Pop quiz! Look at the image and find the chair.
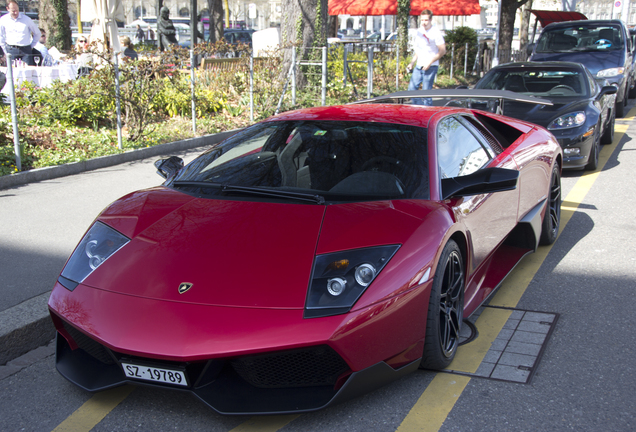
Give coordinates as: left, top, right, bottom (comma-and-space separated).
503, 75, 528, 92
599, 28, 615, 45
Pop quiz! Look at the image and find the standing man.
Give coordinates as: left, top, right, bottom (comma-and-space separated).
0, 0, 41, 66
407, 9, 446, 105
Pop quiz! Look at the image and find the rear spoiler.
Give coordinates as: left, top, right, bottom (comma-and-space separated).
350, 89, 553, 114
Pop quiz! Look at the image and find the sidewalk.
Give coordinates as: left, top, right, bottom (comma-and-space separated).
0, 129, 238, 365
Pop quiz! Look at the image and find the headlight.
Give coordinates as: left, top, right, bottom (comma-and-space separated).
59, 222, 130, 290
597, 67, 624, 78
548, 112, 586, 130
304, 245, 400, 318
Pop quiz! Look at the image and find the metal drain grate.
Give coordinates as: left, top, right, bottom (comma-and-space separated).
445, 306, 559, 384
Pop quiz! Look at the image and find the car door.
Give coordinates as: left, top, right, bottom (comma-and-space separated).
436, 115, 520, 275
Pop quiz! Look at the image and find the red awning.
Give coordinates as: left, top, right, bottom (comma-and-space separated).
328, 0, 481, 16
530, 10, 587, 27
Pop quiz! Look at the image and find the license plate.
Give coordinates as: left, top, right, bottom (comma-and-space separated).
121, 362, 188, 387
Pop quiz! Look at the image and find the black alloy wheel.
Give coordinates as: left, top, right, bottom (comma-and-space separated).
420, 240, 464, 370
539, 165, 561, 245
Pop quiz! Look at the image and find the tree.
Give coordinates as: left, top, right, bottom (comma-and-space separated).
280, 0, 328, 86
397, 0, 411, 57
40, 0, 72, 50
207, 0, 224, 42
498, 0, 531, 61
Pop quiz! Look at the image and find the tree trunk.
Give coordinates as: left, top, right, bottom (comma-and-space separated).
519, 0, 533, 61
397, 0, 410, 57
498, 0, 530, 63
280, 0, 328, 87
207, 0, 223, 43
40, 0, 72, 51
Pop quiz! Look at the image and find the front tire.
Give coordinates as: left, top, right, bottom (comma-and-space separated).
585, 133, 600, 171
420, 240, 464, 370
601, 111, 615, 145
539, 165, 561, 245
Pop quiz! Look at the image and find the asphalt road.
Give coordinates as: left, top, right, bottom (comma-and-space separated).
1, 105, 635, 431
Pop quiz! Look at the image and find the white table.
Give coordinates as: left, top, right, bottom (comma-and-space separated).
1, 64, 79, 94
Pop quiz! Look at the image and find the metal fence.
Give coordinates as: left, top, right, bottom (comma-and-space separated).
4, 40, 524, 171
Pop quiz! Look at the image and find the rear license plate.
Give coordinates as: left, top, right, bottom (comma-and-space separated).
121, 362, 188, 387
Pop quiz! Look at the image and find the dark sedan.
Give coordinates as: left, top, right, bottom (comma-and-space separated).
473, 62, 617, 170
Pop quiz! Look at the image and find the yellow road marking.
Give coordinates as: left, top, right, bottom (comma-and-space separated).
396, 374, 470, 432
397, 105, 636, 431
229, 415, 300, 432
52, 386, 134, 432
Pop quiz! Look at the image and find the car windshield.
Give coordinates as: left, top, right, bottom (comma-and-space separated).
536, 24, 624, 52
172, 120, 429, 202
476, 68, 588, 98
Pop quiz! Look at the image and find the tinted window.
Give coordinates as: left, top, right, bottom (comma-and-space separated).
437, 117, 490, 179
476, 68, 588, 97
536, 24, 624, 52
174, 121, 429, 201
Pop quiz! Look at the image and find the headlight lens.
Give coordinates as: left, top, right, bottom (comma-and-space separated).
305, 245, 400, 318
548, 112, 586, 130
60, 222, 129, 289
597, 67, 624, 78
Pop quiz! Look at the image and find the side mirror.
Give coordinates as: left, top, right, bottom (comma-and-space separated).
599, 85, 618, 97
155, 156, 184, 179
441, 167, 519, 200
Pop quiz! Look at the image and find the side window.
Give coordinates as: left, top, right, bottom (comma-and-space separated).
437, 117, 491, 179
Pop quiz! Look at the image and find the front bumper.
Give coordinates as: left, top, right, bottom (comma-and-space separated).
54, 330, 420, 414
553, 127, 596, 169
48, 279, 430, 413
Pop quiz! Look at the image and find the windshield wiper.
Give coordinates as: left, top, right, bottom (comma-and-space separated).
222, 185, 326, 204
172, 181, 325, 204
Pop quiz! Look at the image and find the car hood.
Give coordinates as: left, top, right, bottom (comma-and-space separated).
502, 99, 591, 128
83, 187, 427, 309
530, 50, 624, 75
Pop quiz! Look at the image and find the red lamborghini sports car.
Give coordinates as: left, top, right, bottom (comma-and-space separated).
48, 102, 562, 414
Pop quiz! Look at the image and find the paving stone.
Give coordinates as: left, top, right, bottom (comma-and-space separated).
503, 318, 521, 330
491, 364, 530, 382
491, 338, 509, 351
510, 330, 547, 345
483, 350, 503, 363
474, 362, 496, 377
522, 312, 555, 323
517, 320, 551, 334
504, 341, 543, 356
498, 352, 536, 368
509, 310, 525, 320
496, 328, 514, 341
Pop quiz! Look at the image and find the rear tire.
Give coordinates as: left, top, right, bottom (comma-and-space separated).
539, 165, 561, 246
420, 240, 464, 370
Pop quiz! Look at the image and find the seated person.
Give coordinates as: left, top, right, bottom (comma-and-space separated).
119, 36, 138, 60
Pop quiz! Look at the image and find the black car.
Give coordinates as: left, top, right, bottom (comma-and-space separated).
529, 20, 633, 118
473, 62, 617, 170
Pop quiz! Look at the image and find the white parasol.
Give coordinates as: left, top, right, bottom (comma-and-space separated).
80, 0, 125, 52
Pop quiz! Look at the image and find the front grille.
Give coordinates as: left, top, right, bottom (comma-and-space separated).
231, 345, 350, 388
62, 321, 114, 365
